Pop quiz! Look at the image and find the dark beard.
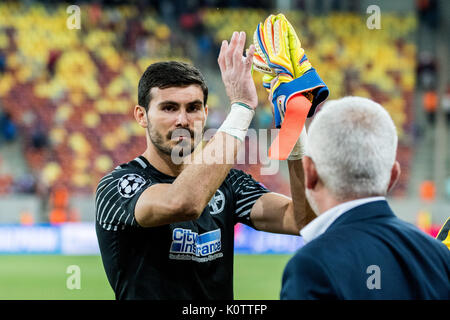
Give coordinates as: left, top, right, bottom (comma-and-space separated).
147, 125, 197, 158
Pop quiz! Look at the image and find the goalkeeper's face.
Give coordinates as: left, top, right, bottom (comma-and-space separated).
144, 85, 208, 157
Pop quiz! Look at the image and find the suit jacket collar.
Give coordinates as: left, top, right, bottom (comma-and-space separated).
326, 199, 395, 232
301, 197, 387, 243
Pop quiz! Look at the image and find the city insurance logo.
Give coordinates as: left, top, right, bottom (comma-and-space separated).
169, 228, 223, 263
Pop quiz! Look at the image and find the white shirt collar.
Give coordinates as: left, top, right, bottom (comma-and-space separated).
300, 196, 386, 244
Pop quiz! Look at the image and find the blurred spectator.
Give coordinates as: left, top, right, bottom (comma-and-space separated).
313, 0, 324, 14
0, 174, 13, 194
197, 33, 212, 55
13, 173, 37, 194
0, 50, 5, 74
442, 86, 450, 125
51, 184, 69, 209
331, 0, 341, 11
135, 34, 150, 58
420, 180, 436, 202
417, 0, 439, 29
49, 208, 67, 225
47, 50, 61, 78
88, 2, 103, 28
423, 90, 438, 124
179, 12, 201, 33
159, 0, 176, 27
49, 184, 70, 224
20, 210, 34, 226
124, 19, 145, 51
417, 51, 437, 90
348, 0, 360, 12
0, 110, 17, 143
31, 123, 48, 150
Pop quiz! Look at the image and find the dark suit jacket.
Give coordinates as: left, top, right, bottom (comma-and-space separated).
280, 200, 450, 299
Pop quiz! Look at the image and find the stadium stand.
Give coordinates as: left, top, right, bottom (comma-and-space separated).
0, 2, 417, 207
201, 9, 417, 197
0, 2, 189, 198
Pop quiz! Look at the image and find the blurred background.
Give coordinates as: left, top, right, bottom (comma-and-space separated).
0, 0, 448, 299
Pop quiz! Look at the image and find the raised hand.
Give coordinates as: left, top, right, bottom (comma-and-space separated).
217, 31, 258, 110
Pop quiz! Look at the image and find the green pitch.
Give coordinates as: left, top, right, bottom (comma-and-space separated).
0, 254, 292, 300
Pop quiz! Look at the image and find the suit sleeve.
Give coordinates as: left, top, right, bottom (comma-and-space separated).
95, 168, 152, 231
280, 251, 337, 300
227, 169, 270, 227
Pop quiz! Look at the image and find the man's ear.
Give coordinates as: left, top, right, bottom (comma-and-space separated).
302, 156, 319, 190
134, 105, 148, 128
387, 160, 401, 193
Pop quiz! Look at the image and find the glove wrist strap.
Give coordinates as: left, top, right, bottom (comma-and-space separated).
272, 68, 329, 122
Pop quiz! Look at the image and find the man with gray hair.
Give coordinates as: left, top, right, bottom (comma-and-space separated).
280, 96, 450, 299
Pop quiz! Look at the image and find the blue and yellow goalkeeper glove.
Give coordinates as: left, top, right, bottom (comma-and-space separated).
252, 13, 329, 159
253, 13, 329, 128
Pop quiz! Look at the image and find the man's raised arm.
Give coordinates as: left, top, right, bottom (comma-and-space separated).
135, 31, 258, 227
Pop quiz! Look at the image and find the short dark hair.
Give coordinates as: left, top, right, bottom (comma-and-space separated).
138, 61, 208, 111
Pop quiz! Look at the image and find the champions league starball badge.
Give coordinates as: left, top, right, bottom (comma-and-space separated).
118, 174, 147, 198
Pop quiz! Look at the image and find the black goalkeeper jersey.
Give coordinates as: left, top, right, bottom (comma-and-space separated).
95, 156, 269, 300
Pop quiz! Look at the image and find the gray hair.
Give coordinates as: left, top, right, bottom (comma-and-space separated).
305, 96, 398, 200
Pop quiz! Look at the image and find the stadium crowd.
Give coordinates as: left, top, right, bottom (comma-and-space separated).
0, 1, 427, 204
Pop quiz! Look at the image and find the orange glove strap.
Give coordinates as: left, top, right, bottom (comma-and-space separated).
268, 94, 311, 160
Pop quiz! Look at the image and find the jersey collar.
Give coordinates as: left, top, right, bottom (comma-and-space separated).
137, 155, 176, 182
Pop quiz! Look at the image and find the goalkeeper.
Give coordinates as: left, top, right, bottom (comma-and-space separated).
95, 26, 319, 299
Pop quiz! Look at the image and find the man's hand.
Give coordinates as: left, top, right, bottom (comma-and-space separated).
218, 31, 258, 110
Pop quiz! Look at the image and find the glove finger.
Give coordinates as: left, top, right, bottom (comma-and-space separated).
269, 74, 292, 96
283, 16, 312, 78
255, 23, 271, 66
272, 95, 285, 128
262, 74, 275, 91
267, 75, 279, 104
258, 14, 294, 78
253, 23, 275, 74
262, 15, 275, 57
253, 53, 275, 75
254, 15, 296, 79
263, 15, 289, 75
273, 100, 282, 128
272, 17, 294, 77
260, 18, 275, 70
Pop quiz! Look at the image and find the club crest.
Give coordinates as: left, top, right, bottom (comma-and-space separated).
208, 190, 225, 215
